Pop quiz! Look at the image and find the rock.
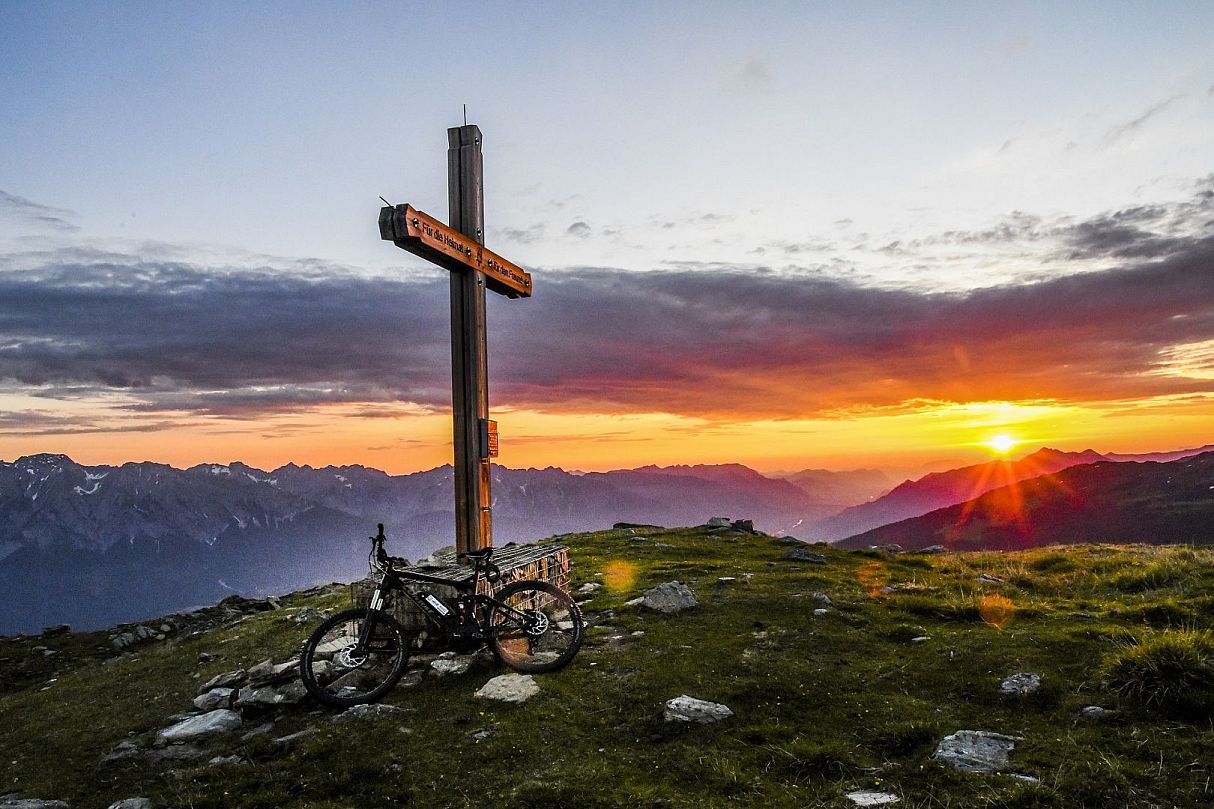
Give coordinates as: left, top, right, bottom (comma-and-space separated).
233, 681, 308, 709
197, 669, 246, 694
869, 544, 903, 553
110, 632, 137, 651
811, 592, 832, 605
640, 582, 698, 613
40, 624, 71, 638
879, 585, 898, 595
144, 744, 208, 762
782, 549, 827, 564
999, 672, 1041, 696
100, 740, 141, 765
911, 636, 930, 643
915, 544, 947, 554
470, 728, 494, 740
716, 577, 737, 586
332, 703, 404, 723
846, 791, 900, 806
576, 582, 602, 594
157, 709, 242, 742
977, 574, 1005, 584
613, 522, 663, 530
623, 597, 645, 607
1079, 705, 1116, 720
294, 607, 323, 624
664, 695, 734, 723
246, 658, 299, 686
430, 655, 474, 677
932, 730, 1022, 773
776, 536, 803, 545
812, 608, 828, 617
207, 754, 244, 767
159, 624, 172, 634
475, 673, 540, 703
273, 727, 317, 745
107, 799, 153, 809
0, 800, 70, 809
197, 652, 215, 663
730, 519, 754, 533
706, 516, 731, 528
240, 722, 275, 741
192, 687, 235, 712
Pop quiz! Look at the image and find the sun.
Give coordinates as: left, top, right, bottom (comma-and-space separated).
987, 434, 1018, 455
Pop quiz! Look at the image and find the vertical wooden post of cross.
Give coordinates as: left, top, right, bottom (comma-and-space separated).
447, 125, 492, 558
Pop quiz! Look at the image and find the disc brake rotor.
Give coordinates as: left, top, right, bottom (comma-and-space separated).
336, 644, 368, 668
524, 610, 550, 637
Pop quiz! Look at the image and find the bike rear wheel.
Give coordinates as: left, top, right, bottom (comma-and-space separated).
487, 580, 583, 673
299, 607, 410, 707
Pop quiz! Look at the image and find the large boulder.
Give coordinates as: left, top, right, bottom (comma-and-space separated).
664, 695, 733, 723
475, 674, 539, 703
157, 709, 242, 742
197, 670, 246, 695
641, 582, 698, 614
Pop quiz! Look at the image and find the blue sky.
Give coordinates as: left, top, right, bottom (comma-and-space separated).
1, 3, 1213, 472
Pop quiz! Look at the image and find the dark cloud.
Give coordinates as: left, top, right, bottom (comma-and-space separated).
0, 187, 1212, 422
0, 190, 79, 232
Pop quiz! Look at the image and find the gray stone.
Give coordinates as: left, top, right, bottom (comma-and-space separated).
430, 655, 474, 677
332, 703, 404, 723
107, 800, 153, 809
294, 607, 323, 624
233, 680, 307, 709
197, 669, 245, 694
977, 574, 1005, 584
247, 658, 299, 686
641, 581, 698, 613
663, 695, 734, 723
999, 672, 1041, 696
273, 727, 318, 745
782, 549, 828, 564
706, 516, 731, 528
475, 673, 540, 703
932, 730, 1022, 773
811, 592, 832, 605
192, 687, 234, 712
144, 744, 208, 762
846, 791, 900, 806
0, 801, 70, 809
812, 608, 829, 617
240, 722, 275, 741
100, 741, 141, 765
869, 544, 903, 553
911, 636, 930, 643
776, 536, 803, 545
576, 582, 602, 593
716, 577, 737, 586
1079, 705, 1116, 720
157, 709, 242, 742
915, 544, 947, 554
207, 754, 244, 767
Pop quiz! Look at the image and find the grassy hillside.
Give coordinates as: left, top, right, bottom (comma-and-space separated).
2, 527, 1214, 808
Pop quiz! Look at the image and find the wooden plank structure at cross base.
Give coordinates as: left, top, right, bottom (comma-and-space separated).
377, 122, 568, 599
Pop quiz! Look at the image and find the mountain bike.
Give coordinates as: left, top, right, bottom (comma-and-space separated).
299, 524, 583, 707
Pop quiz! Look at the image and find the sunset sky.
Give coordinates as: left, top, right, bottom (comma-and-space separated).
1, 3, 1213, 476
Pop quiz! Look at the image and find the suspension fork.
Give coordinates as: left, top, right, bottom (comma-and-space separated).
355, 582, 389, 654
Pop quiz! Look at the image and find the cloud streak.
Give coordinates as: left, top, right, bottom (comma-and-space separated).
0, 186, 1211, 424
0, 190, 79, 233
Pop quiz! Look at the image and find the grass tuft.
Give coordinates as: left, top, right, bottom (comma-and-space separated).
1099, 629, 1214, 716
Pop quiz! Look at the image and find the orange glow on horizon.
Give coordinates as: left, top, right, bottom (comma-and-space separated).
0, 395, 1211, 475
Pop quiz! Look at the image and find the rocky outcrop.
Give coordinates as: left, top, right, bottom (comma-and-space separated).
663, 695, 733, 723
157, 709, 242, 742
640, 582, 698, 613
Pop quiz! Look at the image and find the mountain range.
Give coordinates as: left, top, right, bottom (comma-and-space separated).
2, 444, 1211, 634
838, 450, 1214, 551
0, 454, 882, 634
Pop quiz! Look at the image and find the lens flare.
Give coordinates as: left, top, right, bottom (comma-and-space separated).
602, 560, 638, 592
978, 593, 1016, 628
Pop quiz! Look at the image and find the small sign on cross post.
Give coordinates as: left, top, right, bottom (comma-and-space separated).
378, 124, 531, 559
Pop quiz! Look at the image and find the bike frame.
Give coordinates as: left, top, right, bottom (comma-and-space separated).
355, 559, 537, 654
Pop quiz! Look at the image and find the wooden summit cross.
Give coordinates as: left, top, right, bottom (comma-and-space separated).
378, 124, 531, 559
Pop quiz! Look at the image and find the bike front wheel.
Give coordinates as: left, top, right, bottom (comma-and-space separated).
487, 580, 583, 673
299, 607, 411, 707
